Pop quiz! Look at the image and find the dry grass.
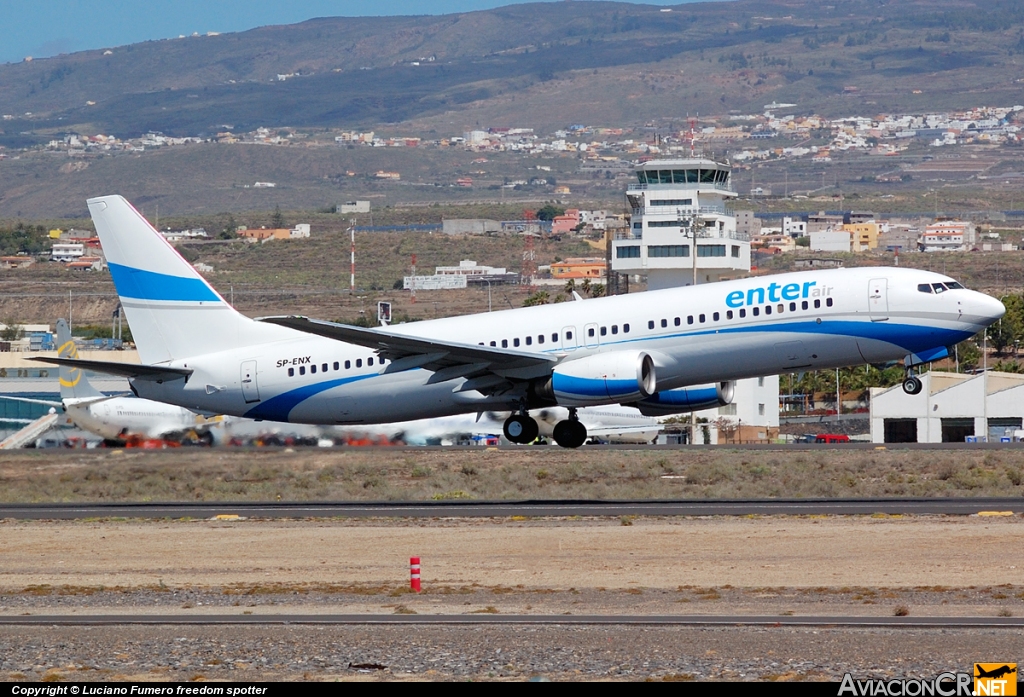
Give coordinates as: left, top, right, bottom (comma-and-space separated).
2, 447, 1024, 504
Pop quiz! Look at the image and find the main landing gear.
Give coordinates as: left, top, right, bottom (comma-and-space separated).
503, 412, 539, 444
552, 408, 588, 449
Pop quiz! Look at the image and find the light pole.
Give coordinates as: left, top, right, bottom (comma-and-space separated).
484, 279, 492, 312
835, 368, 841, 425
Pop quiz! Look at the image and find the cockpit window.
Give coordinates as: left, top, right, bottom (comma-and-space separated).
932, 283, 947, 293
918, 284, 933, 294
946, 281, 964, 290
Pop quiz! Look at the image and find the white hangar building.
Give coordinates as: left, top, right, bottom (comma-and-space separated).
870, 371, 1024, 443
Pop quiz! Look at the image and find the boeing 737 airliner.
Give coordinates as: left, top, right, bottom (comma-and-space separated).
38, 195, 1005, 448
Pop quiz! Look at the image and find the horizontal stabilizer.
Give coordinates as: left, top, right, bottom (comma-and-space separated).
31, 357, 192, 382
0, 395, 63, 408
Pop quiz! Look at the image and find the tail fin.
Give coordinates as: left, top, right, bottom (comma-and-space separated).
55, 318, 104, 400
87, 195, 289, 364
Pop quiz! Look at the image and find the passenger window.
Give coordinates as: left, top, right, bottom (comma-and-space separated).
333, 362, 339, 371
726, 310, 733, 320
765, 305, 772, 315
918, 283, 933, 294
502, 339, 508, 348
345, 360, 351, 369
514, 338, 521, 347
526, 336, 533, 345
739, 309, 746, 318
552, 333, 558, 342
814, 299, 821, 309
661, 319, 668, 328
538, 334, 545, 344
311, 365, 317, 374
587, 328, 595, 337
299, 366, 306, 375
600, 327, 607, 336
566, 331, 573, 340
712, 312, 719, 321
752, 307, 760, 317
611, 325, 618, 335
356, 359, 362, 368
777, 304, 784, 313
623, 324, 629, 333
699, 314, 705, 323
801, 301, 808, 310
674, 317, 680, 326
368, 357, 374, 366
826, 298, 834, 307
687, 316, 694, 325
288, 367, 294, 377
789, 303, 796, 312
648, 320, 655, 330
322, 363, 328, 372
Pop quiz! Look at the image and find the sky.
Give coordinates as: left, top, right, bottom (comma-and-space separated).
1, 0, 701, 65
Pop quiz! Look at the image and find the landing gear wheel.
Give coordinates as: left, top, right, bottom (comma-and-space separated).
553, 419, 588, 448
503, 414, 540, 444
902, 376, 923, 395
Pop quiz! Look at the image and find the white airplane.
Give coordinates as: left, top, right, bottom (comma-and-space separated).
38, 195, 1005, 449
8, 319, 221, 443
341, 404, 666, 446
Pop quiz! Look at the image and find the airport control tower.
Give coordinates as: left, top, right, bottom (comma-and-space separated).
612, 158, 750, 291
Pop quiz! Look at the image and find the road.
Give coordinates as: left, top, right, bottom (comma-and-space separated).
1, 497, 1021, 519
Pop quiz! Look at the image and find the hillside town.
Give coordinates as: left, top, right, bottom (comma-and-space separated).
8, 103, 1022, 190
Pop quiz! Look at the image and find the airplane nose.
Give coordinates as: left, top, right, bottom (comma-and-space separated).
976, 293, 1005, 324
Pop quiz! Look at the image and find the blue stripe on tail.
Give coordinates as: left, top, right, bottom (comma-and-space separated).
108, 262, 220, 302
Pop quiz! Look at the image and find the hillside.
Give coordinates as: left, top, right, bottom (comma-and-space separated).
1, 0, 1023, 142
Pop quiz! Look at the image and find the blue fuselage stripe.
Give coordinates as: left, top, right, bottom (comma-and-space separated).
109, 262, 220, 302
243, 374, 375, 421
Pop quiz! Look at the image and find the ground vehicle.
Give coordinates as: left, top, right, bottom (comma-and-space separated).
814, 434, 850, 443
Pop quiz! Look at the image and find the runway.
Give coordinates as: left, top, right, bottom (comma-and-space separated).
1, 497, 1021, 519
1, 614, 1022, 627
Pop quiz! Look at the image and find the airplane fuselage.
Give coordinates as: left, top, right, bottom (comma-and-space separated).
65, 397, 208, 440
130, 267, 1000, 426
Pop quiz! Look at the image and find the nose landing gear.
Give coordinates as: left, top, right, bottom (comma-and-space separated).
552, 408, 588, 449
902, 371, 923, 395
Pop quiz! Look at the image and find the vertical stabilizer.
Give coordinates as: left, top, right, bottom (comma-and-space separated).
87, 195, 289, 364
55, 318, 104, 400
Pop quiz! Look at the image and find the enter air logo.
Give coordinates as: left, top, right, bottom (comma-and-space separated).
725, 280, 833, 308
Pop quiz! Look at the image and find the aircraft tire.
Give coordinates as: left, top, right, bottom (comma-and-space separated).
553, 419, 588, 449
504, 415, 537, 444
902, 376, 923, 395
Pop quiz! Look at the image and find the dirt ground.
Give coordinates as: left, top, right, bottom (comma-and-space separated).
1, 515, 1021, 615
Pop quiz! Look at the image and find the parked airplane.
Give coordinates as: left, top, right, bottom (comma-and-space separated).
342, 404, 665, 446
38, 195, 1005, 448
10, 319, 221, 443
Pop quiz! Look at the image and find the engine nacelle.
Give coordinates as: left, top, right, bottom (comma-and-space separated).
550, 350, 656, 407
628, 381, 735, 417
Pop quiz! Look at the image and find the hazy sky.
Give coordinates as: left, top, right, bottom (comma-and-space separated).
2, 1, 702, 65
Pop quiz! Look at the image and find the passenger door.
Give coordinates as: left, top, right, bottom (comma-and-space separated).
240, 360, 260, 403
868, 278, 889, 321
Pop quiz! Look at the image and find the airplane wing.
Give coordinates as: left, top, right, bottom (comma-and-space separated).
259, 316, 556, 385
30, 357, 193, 382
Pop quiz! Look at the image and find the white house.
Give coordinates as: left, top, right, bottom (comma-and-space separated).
871, 371, 1024, 443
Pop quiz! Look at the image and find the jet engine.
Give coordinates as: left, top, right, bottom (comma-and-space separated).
549, 350, 656, 407
627, 381, 734, 417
